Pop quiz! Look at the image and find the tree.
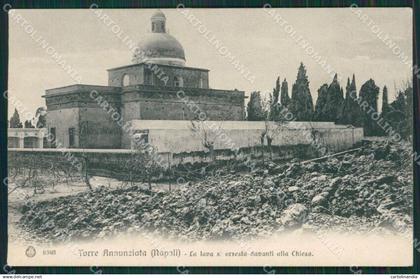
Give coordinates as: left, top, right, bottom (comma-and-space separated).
382, 81, 413, 139
403, 82, 413, 139
268, 77, 281, 121
260, 121, 272, 162
10, 109, 23, 128
359, 79, 380, 136
289, 63, 314, 121
377, 86, 390, 136
280, 78, 290, 107
314, 74, 344, 122
339, 74, 361, 126
273, 77, 280, 104
81, 155, 93, 191
268, 78, 291, 122
125, 142, 165, 190
141, 150, 164, 190
247, 91, 266, 121
24, 120, 34, 128
338, 77, 351, 124
313, 84, 329, 121
35, 107, 47, 128
381, 86, 390, 115
190, 120, 221, 162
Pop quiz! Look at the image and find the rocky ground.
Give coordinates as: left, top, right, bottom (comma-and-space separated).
18, 140, 413, 243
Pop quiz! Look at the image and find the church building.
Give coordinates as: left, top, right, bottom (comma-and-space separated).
43, 10, 246, 149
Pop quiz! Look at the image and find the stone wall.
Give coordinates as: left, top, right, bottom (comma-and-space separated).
44, 85, 122, 148
121, 85, 245, 124
108, 65, 145, 87
44, 83, 245, 149
8, 120, 363, 179
78, 107, 122, 149
8, 144, 316, 179
125, 120, 364, 153
45, 107, 80, 148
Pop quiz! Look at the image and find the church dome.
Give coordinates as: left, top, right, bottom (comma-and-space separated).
132, 10, 186, 66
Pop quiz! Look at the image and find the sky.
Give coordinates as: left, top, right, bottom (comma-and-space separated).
8, 8, 412, 119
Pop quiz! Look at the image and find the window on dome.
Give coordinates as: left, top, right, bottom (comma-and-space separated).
174, 76, 183, 87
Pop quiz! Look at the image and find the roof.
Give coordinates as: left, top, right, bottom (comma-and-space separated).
134, 32, 186, 61
151, 10, 166, 20
43, 84, 121, 97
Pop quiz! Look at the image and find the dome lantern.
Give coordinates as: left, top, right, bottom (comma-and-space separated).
151, 10, 166, 33
132, 10, 186, 66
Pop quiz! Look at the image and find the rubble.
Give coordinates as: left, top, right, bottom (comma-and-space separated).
278, 204, 308, 228
19, 140, 413, 242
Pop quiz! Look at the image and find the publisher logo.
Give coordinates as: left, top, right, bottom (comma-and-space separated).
25, 246, 36, 258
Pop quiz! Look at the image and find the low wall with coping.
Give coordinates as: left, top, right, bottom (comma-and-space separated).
126, 120, 364, 153
8, 121, 364, 178
8, 144, 321, 180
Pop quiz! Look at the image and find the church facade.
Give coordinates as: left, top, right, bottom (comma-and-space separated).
43, 10, 245, 149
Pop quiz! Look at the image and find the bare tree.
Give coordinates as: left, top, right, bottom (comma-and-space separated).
259, 116, 288, 161
260, 122, 267, 162
8, 154, 44, 195
81, 155, 93, 191
126, 142, 165, 191
190, 120, 222, 163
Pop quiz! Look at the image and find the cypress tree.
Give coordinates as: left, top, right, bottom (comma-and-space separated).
385, 82, 413, 139
400, 81, 414, 138
247, 91, 266, 121
359, 79, 380, 136
314, 74, 344, 122
269, 77, 281, 121
381, 86, 389, 115
9, 108, 23, 128
273, 77, 280, 104
337, 78, 351, 124
338, 75, 354, 124
270, 78, 291, 122
339, 74, 362, 126
403, 83, 413, 138
24, 120, 34, 128
289, 63, 314, 121
314, 84, 329, 121
280, 78, 290, 107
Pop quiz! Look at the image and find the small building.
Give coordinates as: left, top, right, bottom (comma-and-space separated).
42, 10, 245, 149
8, 128, 47, 149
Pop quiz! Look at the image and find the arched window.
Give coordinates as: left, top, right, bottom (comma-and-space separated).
174, 76, 183, 87
122, 74, 130, 86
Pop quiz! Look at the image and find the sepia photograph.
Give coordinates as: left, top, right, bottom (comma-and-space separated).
4, 4, 416, 268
